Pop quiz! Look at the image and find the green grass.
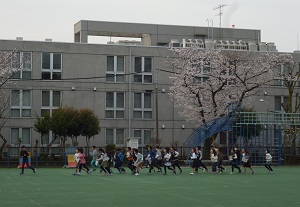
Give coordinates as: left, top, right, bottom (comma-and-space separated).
0, 166, 299, 207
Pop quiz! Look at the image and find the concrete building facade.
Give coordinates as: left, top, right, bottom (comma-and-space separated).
1, 20, 300, 152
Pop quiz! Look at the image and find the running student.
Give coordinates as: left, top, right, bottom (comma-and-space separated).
265, 149, 274, 174
217, 150, 225, 173
210, 148, 218, 173
114, 148, 125, 174
19, 145, 36, 175
155, 146, 162, 173
229, 149, 241, 174
241, 149, 254, 175
163, 147, 176, 175
73, 148, 80, 174
74, 148, 91, 175
90, 146, 99, 172
147, 146, 156, 175
195, 146, 208, 172
133, 149, 143, 175
97, 148, 111, 175
170, 146, 182, 174
190, 148, 198, 175
126, 147, 135, 174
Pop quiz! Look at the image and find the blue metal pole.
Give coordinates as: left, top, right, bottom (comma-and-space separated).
36, 152, 39, 168
64, 152, 67, 167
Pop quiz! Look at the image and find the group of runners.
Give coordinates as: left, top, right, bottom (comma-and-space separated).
70, 145, 274, 176
18, 145, 274, 175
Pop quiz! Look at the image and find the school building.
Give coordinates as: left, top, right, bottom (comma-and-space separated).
1, 20, 300, 152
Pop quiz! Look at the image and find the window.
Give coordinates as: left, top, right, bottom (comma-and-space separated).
11, 128, 31, 145
106, 56, 125, 82
274, 96, 288, 112
134, 129, 152, 145
41, 53, 62, 80
133, 93, 152, 119
134, 57, 152, 83
105, 92, 125, 118
106, 129, 124, 145
41, 131, 60, 145
11, 52, 32, 79
41, 90, 61, 116
10, 90, 31, 117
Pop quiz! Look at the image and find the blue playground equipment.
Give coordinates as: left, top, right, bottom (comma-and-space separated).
183, 102, 239, 148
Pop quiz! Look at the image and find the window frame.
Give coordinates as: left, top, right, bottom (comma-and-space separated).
134, 57, 153, 84
133, 92, 152, 119
105, 92, 125, 119
10, 90, 31, 118
41, 90, 61, 117
41, 53, 62, 80
106, 56, 125, 83
10, 128, 31, 146
11, 51, 32, 79
105, 128, 125, 145
133, 129, 152, 146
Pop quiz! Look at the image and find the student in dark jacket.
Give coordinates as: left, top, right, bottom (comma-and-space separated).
20, 145, 36, 175
170, 146, 182, 174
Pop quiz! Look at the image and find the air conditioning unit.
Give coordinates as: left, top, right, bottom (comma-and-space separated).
259, 42, 267, 51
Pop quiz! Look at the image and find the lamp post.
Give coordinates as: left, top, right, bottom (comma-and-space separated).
146, 69, 159, 141
260, 99, 269, 146
260, 99, 269, 113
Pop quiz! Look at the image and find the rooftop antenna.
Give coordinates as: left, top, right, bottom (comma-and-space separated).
214, 4, 228, 40
297, 34, 299, 50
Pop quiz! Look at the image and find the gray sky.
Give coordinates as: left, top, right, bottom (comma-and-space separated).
1, 0, 299, 52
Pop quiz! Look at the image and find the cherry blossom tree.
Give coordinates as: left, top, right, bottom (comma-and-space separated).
0, 51, 21, 158
169, 48, 293, 124
169, 48, 293, 157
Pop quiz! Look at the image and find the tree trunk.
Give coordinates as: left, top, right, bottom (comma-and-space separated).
0, 132, 7, 160
86, 136, 90, 155
203, 136, 215, 159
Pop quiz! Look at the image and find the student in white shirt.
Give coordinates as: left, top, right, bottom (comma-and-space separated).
265, 149, 274, 173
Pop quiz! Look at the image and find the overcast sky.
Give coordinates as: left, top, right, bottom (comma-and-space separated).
1, 0, 299, 52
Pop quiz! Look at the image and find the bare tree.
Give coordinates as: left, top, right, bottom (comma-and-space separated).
0, 51, 21, 159
276, 59, 300, 155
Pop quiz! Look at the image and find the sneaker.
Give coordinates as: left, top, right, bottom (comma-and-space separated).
180, 170, 182, 174
190, 173, 194, 175
252, 171, 255, 175
238, 171, 242, 173
173, 170, 176, 174
269, 171, 274, 174
20, 173, 24, 175
244, 172, 248, 174
230, 172, 234, 175
88, 171, 92, 175
147, 173, 151, 175
33, 169, 36, 174
163, 173, 167, 175
135, 173, 139, 176
73, 173, 81, 176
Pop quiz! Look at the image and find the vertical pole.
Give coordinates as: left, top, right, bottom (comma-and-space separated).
64, 152, 67, 168
7, 151, 10, 169
155, 69, 159, 141
36, 152, 39, 168
278, 125, 282, 166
